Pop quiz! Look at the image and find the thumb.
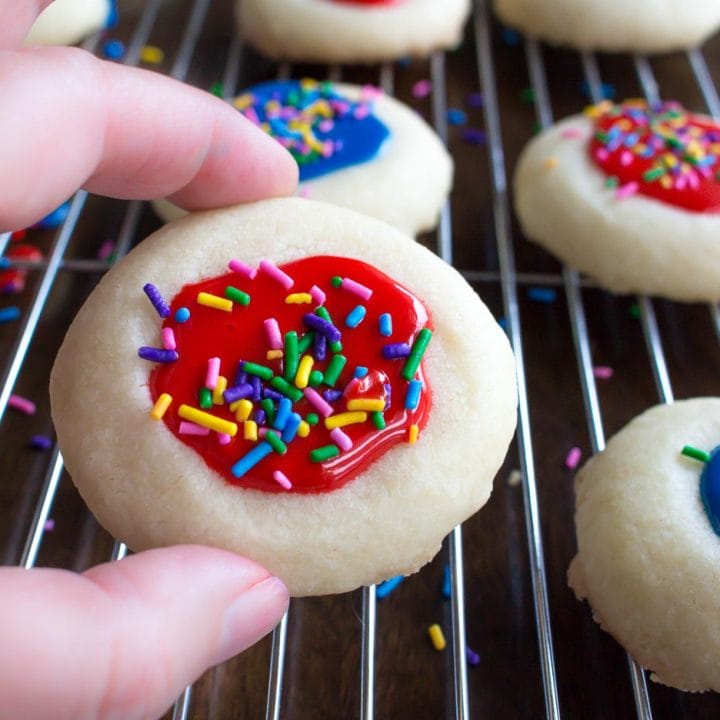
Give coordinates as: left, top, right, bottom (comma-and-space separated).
0, 545, 289, 720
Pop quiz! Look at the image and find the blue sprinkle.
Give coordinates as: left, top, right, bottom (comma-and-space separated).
0, 258, 10, 269
102, 39, 125, 60
175, 307, 190, 323
579, 80, 616, 100
106, 0, 119, 28
527, 287, 557, 303
33, 201, 71, 229
354, 366, 368, 379
379, 313, 393, 337
405, 379, 422, 410
281, 412, 302, 442
0, 306, 21, 323
461, 128, 486, 146
274, 397, 292, 431
377, 575, 404, 599
30, 434, 53, 451
231, 442, 272, 478
442, 565, 451, 599
345, 305, 366, 328
501, 28, 521, 46
446, 108, 467, 126
497, 316, 508, 330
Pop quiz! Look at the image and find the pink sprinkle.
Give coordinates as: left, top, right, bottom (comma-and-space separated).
97, 239, 115, 260
359, 85, 384, 102
675, 176, 687, 191
593, 365, 614, 380
258, 427, 268, 438
615, 181, 639, 200
330, 427, 353, 451
43, 519, 55, 532
343, 377, 360, 398
298, 187, 312, 198
565, 447, 582, 470
264, 318, 283, 350
318, 119, 334, 132
179, 421, 210, 436
560, 128, 583, 139
8, 394, 35, 415
594, 148, 609, 161
620, 150, 633, 167
243, 107, 260, 125
161, 327, 176, 351
303, 387, 334, 418
217, 433, 231, 445
205, 357, 221, 390
353, 105, 370, 119
310, 285, 326, 306
273, 470, 292, 490
228, 259, 257, 279
412, 79, 432, 99
341, 277, 373, 301
259, 259, 294, 290
688, 171, 700, 190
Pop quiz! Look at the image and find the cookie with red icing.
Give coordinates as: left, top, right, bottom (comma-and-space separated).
236, 0, 471, 63
50, 198, 517, 596
494, 0, 720, 53
514, 99, 720, 302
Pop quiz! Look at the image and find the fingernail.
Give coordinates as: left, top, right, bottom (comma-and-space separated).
215, 576, 289, 665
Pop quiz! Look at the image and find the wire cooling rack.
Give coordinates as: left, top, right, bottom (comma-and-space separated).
2, 1, 720, 718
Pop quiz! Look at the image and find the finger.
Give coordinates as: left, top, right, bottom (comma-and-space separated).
0, 46, 298, 231
0, 546, 289, 720
0, 1, 52, 49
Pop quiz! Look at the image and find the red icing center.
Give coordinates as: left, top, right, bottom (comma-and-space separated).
148, 256, 432, 494
588, 100, 720, 213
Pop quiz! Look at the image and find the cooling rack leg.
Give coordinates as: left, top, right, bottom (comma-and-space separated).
265, 611, 289, 720
360, 584, 377, 720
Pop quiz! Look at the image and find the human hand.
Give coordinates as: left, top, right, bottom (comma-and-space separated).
0, 3, 295, 718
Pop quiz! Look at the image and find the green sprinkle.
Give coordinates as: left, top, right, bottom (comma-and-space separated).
309, 370, 324, 387
209, 81, 223, 97
306, 413, 319, 426
261, 398, 276, 424
315, 307, 343, 352
243, 362, 273, 381
270, 376, 303, 403
310, 444, 340, 462
225, 286, 250, 306
331, 276, 342, 288
402, 328, 433, 381
628, 303, 641, 319
198, 387, 212, 409
329, 340, 343, 353
297, 331, 314, 355
604, 176, 619, 189
642, 167, 665, 182
265, 430, 287, 455
371, 412, 386, 430
323, 354, 347, 387
283, 331, 299, 382
681, 445, 711, 463
519, 87, 535, 104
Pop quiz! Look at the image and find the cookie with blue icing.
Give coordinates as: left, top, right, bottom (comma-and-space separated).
155, 80, 452, 237
25, 0, 116, 46
569, 398, 720, 692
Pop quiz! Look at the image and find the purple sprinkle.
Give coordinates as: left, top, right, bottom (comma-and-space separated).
30, 434, 53, 451
466, 92, 484, 108
143, 283, 170, 318
323, 389, 343, 403
383, 383, 392, 410
224, 384, 254, 403
466, 647, 481, 666
382, 342, 411, 359
314, 332, 327, 361
303, 313, 341, 342
138, 346, 178, 363
234, 362, 248, 387
263, 387, 284, 402
250, 375, 262, 402
461, 128, 486, 146
253, 408, 266, 425
43, 519, 55, 532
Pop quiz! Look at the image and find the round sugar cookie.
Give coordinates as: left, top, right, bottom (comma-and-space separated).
514, 99, 720, 303
50, 198, 517, 597
154, 79, 452, 237
25, 0, 114, 46
569, 398, 720, 692
236, 0, 471, 64
494, 0, 720, 53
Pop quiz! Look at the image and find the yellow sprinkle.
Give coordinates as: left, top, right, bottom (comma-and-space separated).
297, 421, 310, 438
295, 355, 314, 389
428, 624, 446, 651
285, 293, 313, 304
233, 94, 253, 110
243, 420, 258, 441
300, 77, 318, 90
325, 411, 368, 430
212, 376, 227, 405
544, 157, 558, 170
266, 349, 284, 361
347, 398, 385, 412
178, 405, 237, 436
660, 175, 673, 189
197, 292, 233, 312
150, 393, 172, 420
260, 122, 271, 134
139, 45, 164, 64
265, 100, 281, 112
234, 399, 253, 422
408, 424, 419, 444
617, 118, 632, 131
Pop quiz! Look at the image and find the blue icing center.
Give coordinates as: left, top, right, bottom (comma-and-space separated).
700, 446, 720, 536
235, 80, 390, 183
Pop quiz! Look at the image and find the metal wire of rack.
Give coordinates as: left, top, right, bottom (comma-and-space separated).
3, 1, 720, 718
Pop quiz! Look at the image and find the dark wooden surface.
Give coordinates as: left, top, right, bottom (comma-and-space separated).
2, 1, 720, 718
